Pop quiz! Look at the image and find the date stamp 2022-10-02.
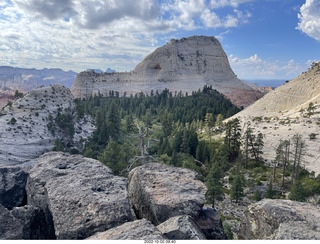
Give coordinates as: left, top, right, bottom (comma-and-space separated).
144, 240, 177, 244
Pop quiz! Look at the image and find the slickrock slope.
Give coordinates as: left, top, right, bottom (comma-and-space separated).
0, 84, 94, 166
230, 62, 320, 175
71, 36, 262, 108
238, 199, 320, 240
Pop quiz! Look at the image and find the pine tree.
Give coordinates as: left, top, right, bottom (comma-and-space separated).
289, 180, 306, 202
205, 113, 215, 141
266, 180, 274, 199
206, 163, 224, 208
98, 140, 124, 175
230, 170, 244, 203
106, 101, 120, 139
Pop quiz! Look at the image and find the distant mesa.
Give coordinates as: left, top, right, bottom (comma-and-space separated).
71, 36, 263, 108
0, 66, 77, 91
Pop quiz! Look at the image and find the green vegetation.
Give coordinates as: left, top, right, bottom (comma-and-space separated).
66, 85, 320, 208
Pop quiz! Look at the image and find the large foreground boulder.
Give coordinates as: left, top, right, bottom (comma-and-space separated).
127, 162, 207, 225
87, 219, 165, 240
157, 215, 206, 240
0, 166, 28, 209
238, 199, 320, 240
26, 152, 134, 239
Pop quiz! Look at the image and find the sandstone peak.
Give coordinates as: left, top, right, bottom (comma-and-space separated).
71, 35, 262, 107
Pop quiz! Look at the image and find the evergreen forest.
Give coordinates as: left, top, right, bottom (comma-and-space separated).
53, 85, 320, 222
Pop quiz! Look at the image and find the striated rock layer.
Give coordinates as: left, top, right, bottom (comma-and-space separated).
71, 36, 262, 108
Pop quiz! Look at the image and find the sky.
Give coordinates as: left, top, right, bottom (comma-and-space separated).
0, 0, 319, 80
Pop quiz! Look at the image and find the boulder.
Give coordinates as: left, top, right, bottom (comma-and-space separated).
87, 219, 165, 240
127, 162, 207, 225
0, 166, 28, 209
238, 199, 320, 240
11, 205, 48, 239
26, 152, 134, 239
194, 207, 227, 240
157, 215, 206, 240
0, 204, 23, 239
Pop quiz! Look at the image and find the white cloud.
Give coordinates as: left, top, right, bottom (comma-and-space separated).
228, 54, 309, 79
297, 0, 320, 42
162, 0, 252, 30
0, 0, 253, 72
209, 0, 254, 8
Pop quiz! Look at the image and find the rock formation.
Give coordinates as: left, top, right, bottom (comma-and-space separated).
127, 162, 207, 226
71, 36, 262, 108
157, 215, 206, 240
0, 66, 77, 91
194, 207, 228, 240
87, 219, 166, 240
26, 152, 134, 239
1, 152, 228, 240
0, 166, 28, 209
0, 84, 94, 166
238, 199, 320, 240
230, 62, 320, 175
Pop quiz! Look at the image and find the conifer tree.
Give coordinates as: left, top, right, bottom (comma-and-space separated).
206, 163, 224, 208
289, 180, 306, 202
230, 170, 244, 203
266, 180, 274, 199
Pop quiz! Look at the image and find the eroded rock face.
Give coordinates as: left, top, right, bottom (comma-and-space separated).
87, 219, 165, 240
11, 205, 48, 239
0, 204, 23, 240
238, 199, 320, 240
0, 84, 94, 166
26, 152, 134, 239
127, 162, 207, 225
0, 166, 28, 209
157, 215, 206, 240
71, 36, 262, 108
194, 207, 227, 240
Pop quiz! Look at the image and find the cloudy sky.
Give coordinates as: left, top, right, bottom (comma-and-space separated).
0, 0, 319, 80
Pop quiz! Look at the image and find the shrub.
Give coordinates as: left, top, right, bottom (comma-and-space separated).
9, 117, 17, 125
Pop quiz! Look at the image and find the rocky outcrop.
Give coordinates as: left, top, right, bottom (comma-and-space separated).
0, 84, 94, 166
238, 199, 320, 240
127, 162, 207, 225
71, 36, 262, 108
0, 166, 28, 209
26, 152, 134, 239
0, 204, 24, 239
194, 207, 228, 240
10, 205, 48, 239
87, 219, 165, 240
157, 215, 206, 240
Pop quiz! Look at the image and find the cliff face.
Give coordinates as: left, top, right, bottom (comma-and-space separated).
71, 36, 262, 108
